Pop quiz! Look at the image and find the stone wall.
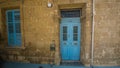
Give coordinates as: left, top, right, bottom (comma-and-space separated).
0, 0, 119, 66
94, 0, 120, 66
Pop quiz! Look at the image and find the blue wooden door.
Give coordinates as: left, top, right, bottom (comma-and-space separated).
6, 10, 22, 47
60, 18, 81, 60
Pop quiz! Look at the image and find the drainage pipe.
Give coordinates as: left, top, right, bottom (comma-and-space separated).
91, 0, 95, 67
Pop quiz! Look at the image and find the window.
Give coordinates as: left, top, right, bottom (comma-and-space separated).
63, 26, 67, 41
73, 26, 78, 41
6, 9, 22, 47
61, 10, 81, 18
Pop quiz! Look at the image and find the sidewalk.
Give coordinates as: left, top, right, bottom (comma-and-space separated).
2, 62, 120, 68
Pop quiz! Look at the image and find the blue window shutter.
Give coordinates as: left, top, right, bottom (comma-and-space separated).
6, 10, 15, 46
6, 10, 22, 47
14, 10, 22, 46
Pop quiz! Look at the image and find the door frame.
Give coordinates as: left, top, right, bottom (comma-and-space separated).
56, 3, 91, 66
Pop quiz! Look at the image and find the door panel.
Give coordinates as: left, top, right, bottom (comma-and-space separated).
60, 18, 81, 60
70, 23, 80, 60
60, 24, 69, 60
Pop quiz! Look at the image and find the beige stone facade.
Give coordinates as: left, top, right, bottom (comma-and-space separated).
0, 0, 120, 66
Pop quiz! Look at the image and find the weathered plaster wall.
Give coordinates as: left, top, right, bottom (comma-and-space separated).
94, 0, 120, 66
22, 0, 59, 64
0, 0, 119, 66
21, 0, 92, 65
0, 0, 92, 65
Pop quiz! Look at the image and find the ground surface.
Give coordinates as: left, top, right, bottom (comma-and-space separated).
1, 62, 120, 68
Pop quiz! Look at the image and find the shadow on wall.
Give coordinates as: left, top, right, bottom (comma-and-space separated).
0, 32, 5, 68
0, 56, 5, 68
0, 32, 4, 44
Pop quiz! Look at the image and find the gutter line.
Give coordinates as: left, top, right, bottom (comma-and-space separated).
91, 0, 95, 67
